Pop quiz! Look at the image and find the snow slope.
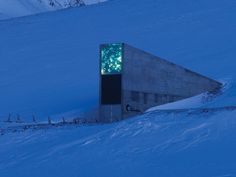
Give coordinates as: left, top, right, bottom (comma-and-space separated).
0, 0, 106, 20
1, 109, 236, 177
0, 0, 236, 121
0, 0, 236, 176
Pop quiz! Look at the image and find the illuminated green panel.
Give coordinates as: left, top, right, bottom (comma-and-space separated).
101, 43, 122, 75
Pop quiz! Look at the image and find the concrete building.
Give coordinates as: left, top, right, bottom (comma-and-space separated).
99, 43, 222, 122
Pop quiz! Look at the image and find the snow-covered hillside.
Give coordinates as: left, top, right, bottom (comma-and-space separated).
1, 109, 236, 177
0, 0, 106, 20
0, 0, 236, 176
0, 0, 236, 122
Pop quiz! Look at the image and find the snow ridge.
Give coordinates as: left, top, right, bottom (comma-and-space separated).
0, 0, 106, 20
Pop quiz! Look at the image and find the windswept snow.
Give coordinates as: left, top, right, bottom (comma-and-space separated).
0, 0, 236, 176
0, 0, 236, 122
147, 80, 231, 111
1, 109, 236, 177
0, 0, 107, 20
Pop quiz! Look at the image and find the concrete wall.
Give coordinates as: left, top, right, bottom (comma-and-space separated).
99, 43, 222, 121
122, 44, 222, 118
100, 105, 122, 122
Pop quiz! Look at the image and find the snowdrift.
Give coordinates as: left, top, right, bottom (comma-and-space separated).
0, 0, 106, 20
0, 0, 236, 176
0, 0, 235, 121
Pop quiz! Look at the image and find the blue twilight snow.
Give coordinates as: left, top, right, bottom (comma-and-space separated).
0, 0, 236, 176
0, 0, 235, 121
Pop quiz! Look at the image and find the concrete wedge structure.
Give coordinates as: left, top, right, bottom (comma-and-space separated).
99, 43, 222, 122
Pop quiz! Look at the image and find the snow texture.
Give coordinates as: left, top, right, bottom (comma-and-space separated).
0, 0, 106, 20
0, 0, 236, 176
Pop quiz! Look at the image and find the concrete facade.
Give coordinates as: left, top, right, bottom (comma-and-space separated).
99, 43, 222, 122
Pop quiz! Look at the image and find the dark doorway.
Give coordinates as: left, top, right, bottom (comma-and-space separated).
101, 74, 121, 105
